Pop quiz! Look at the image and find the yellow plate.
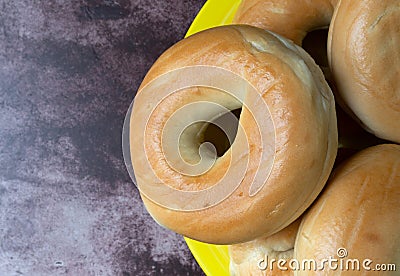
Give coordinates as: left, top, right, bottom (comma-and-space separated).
186, 0, 241, 37
183, 1, 242, 275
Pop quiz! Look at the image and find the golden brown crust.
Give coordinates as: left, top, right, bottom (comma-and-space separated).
234, 0, 400, 143
229, 219, 301, 276
328, 0, 400, 143
295, 144, 400, 275
232, 0, 335, 45
130, 25, 337, 244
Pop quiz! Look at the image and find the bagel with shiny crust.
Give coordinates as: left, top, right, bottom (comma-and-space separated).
295, 144, 400, 275
233, 0, 336, 45
328, 0, 400, 143
234, 0, 400, 143
229, 218, 301, 275
130, 25, 337, 244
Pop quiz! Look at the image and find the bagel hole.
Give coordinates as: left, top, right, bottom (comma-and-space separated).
302, 28, 329, 67
200, 108, 242, 157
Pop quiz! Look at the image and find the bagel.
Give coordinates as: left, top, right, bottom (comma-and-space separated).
229, 218, 301, 275
328, 0, 400, 143
232, 0, 336, 46
234, 0, 400, 143
130, 25, 337, 244
294, 144, 400, 274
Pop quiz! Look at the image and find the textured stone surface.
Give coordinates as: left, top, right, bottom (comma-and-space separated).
0, 0, 206, 275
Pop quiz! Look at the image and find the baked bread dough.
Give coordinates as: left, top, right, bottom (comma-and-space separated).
130, 25, 337, 244
295, 144, 400, 274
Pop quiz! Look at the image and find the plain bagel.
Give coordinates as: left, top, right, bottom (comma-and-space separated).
130, 25, 337, 244
232, 0, 336, 46
234, 0, 400, 143
229, 218, 302, 275
328, 0, 400, 143
295, 144, 400, 275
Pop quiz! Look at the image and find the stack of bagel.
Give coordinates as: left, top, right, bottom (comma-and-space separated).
129, 0, 399, 275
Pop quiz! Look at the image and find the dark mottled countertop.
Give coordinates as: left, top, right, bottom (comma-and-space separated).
0, 0, 206, 275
